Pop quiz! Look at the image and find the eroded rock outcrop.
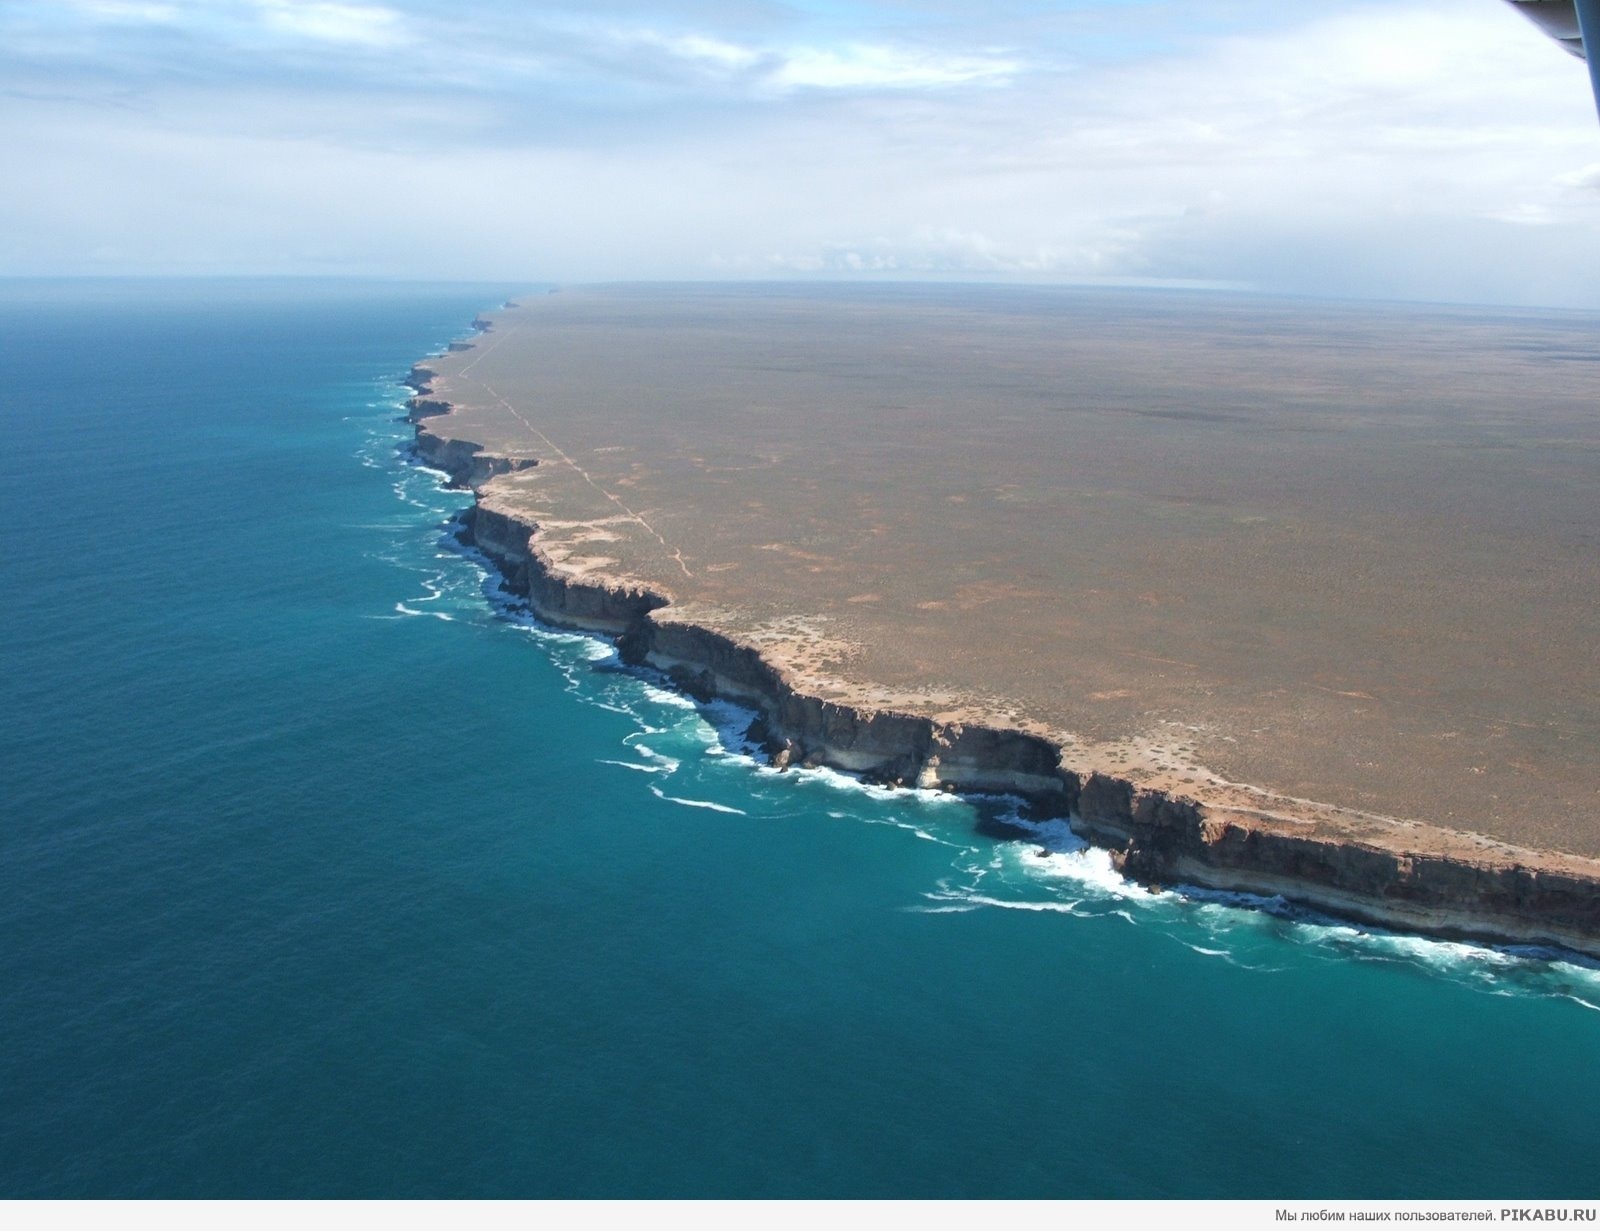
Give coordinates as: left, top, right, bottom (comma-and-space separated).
404, 327, 1600, 961
1077, 772, 1600, 953
406, 350, 534, 490
413, 429, 535, 490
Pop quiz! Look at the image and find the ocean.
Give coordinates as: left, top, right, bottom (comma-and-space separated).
1, 279, 1596, 1199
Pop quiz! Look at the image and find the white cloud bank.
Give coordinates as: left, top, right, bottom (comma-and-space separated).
252, 1, 411, 48
2, 0, 1598, 307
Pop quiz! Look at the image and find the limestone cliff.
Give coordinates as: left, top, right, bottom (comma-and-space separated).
404, 337, 1600, 960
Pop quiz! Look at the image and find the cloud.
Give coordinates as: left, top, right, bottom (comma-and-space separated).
251, 0, 409, 48
68, 1, 181, 22
580, 23, 1018, 93
753, 225, 1144, 277
621, 30, 761, 73
2, 0, 1599, 307
1553, 161, 1600, 193
769, 44, 1019, 91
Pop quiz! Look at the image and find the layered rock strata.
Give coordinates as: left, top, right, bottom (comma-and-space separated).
404, 335, 1600, 961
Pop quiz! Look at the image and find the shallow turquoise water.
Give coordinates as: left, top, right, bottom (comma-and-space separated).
1, 279, 1596, 1198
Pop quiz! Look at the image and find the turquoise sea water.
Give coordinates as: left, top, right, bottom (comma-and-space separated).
1, 280, 1597, 1199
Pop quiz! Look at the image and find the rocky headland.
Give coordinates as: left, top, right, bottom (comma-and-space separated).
405, 289, 1600, 959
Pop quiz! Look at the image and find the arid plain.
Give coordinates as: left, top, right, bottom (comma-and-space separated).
419, 283, 1600, 864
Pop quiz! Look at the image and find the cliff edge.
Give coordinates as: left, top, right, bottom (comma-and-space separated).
405, 290, 1600, 959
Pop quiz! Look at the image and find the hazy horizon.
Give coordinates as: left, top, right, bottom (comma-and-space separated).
9, 273, 1600, 319
4, 1, 1600, 308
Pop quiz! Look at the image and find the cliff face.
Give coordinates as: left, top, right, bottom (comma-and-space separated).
463, 489, 1600, 956
469, 503, 664, 634
404, 340, 1600, 961
413, 428, 535, 490
1075, 774, 1600, 953
407, 359, 535, 490
636, 614, 1074, 802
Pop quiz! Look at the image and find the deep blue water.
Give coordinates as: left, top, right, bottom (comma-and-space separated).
1, 279, 1597, 1199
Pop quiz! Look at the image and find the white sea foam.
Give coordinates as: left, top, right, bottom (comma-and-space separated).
640, 683, 697, 709
597, 759, 669, 775
932, 891, 1086, 916
648, 785, 747, 815
760, 760, 963, 810
921, 832, 1588, 994
394, 602, 453, 621
628, 744, 681, 773
851, 812, 969, 851
988, 810, 1148, 901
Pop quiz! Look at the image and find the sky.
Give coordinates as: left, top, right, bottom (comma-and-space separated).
4, 0, 1600, 306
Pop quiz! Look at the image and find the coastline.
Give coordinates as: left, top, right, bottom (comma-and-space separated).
406, 313, 1600, 962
